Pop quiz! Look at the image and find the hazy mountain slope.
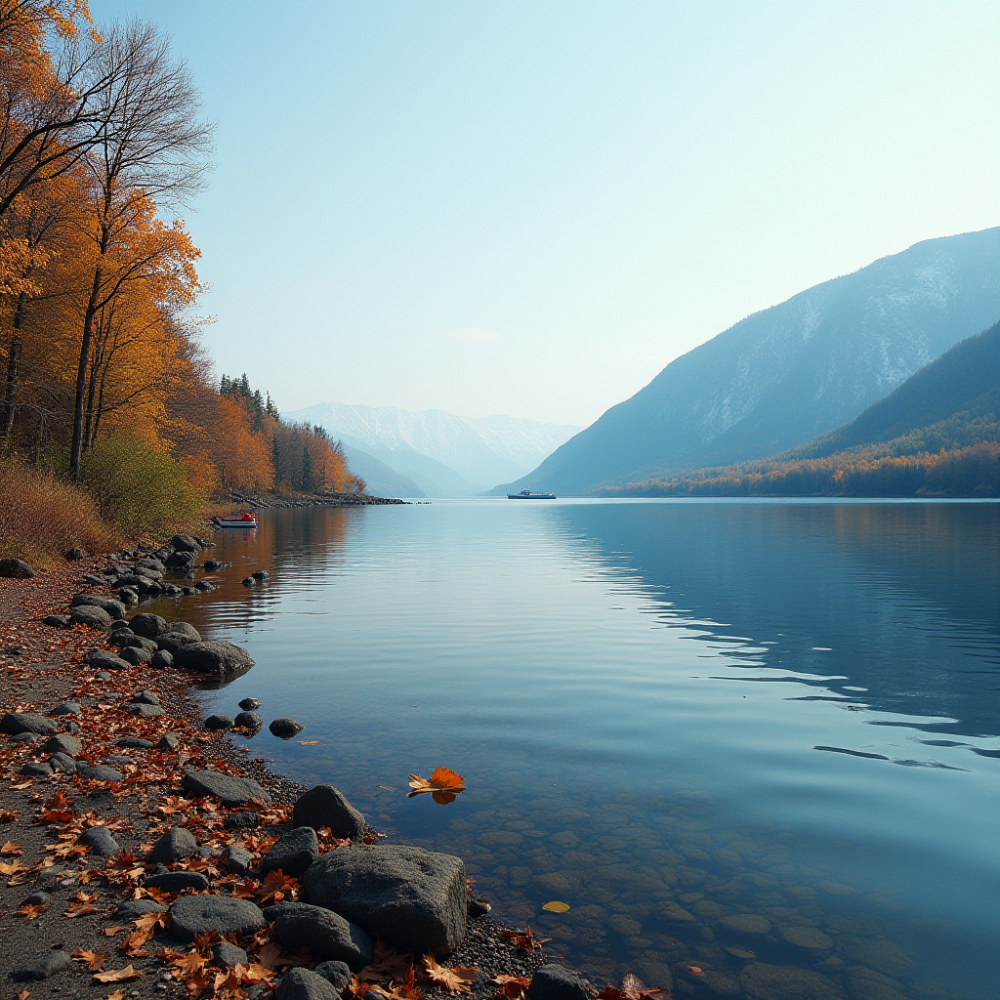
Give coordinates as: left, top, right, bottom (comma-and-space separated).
340, 444, 425, 498
787, 320, 999, 459
501, 227, 1000, 495
288, 402, 581, 491
338, 435, 475, 497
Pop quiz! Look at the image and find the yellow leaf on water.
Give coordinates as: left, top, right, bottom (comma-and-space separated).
298, 741, 319, 745
542, 900, 570, 913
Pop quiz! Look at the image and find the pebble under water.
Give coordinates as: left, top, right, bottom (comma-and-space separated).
149, 499, 1000, 1000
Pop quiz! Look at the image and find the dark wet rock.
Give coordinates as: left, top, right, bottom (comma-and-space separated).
136, 557, 165, 573
717, 914, 772, 937
269, 717, 304, 738
77, 763, 124, 781
165, 622, 201, 642
1, 711, 57, 735
204, 559, 222, 571
131, 688, 161, 705
0, 557, 34, 579
147, 870, 210, 893
118, 586, 139, 606
274, 968, 341, 1000
109, 618, 130, 631
314, 961, 351, 993
234, 711, 263, 734
84, 648, 130, 671
78, 826, 121, 856
205, 713, 234, 731
43, 614, 70, 627
213, 942, 249, 968
170, 534, 201, 553
126, 703, 164, 718
12, 950, 70, 981
158, 631, 201, 654
273, 900, 373, 968
129, 612, 171, 638
224, 811, 260, 831
169, 893, 266, 942
22, 890, 52, 906
116, 899, 166, 918
50, 701, 82, 716
151, 649, 174, 670
302, 844, 467, 954
117, 737, 154, 749
165, 550, 196, 570
183, 767, 271, 805
527, 965, 589, 1000
293, 785, 366, 840
195, 580, 215, 591
226, 844, 255, 876
175, 640, 254, 678
468, 896, 491, 918
122, 634, 159, 652
120, 645, 154, 665
71, 593, 127, 619
70, 604, 113, 630
44, 733, 82, 755
49, 752, 77, 775
158, 733, 180, 751
261, 827, 319, 877
8, 731, 43, 744
242, 576, 256, 587
740, 963, 845, 1000
239, 697, 262, 711
114, 574, 157, 593
149, 827, 198, 863
252, 570, 269, 581
20, 761, 53, 777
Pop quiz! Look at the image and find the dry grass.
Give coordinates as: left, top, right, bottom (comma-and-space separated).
0, 457, 117, 564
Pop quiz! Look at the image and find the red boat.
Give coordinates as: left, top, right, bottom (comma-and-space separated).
214, 512, 258, 528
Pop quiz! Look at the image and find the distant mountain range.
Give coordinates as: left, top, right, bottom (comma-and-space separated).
285, 402, 581, 496
498, 227, 1000, 495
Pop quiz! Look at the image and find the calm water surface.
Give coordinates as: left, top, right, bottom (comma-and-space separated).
152, 500, 1000, 1000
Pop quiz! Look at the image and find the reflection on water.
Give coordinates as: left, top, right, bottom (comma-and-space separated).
148, 500, 1000, 999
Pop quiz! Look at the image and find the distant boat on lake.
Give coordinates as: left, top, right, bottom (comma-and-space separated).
214, 512, 258, 528
507, 488, 556, 499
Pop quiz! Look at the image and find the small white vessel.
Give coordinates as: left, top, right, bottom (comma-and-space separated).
214, 512, 258, 528
507, 488, 557, 499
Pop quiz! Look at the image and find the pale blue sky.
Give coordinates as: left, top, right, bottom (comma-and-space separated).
90, 1, 1000, 426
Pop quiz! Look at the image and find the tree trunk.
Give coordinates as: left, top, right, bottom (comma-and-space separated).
70, 263, 102, 480
1, 335, 23, 440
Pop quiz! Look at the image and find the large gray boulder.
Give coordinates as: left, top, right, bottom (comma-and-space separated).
84, 648, 130, 671
70, 605, 113, 630
275, 968, 340, 1000
169, 894, 266, 942
175, 641, 254, 678
292, 785, 365, 840
183, 768, 271, 805
528, 966, 589, 1000
71, 594, 128, 619
148, 827, 198, 863
129, 612, 171, 638
272, 901, 372, 968
170, 534, 201, 553
302, 845, 467, 954
1, 711, 56, 735
0, 557, 34, 579
261, 827, 319, 877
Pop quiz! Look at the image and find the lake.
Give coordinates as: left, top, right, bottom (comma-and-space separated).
152, 499, 1000, 1000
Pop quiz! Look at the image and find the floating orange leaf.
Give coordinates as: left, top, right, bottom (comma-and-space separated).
407, 768, 466, 805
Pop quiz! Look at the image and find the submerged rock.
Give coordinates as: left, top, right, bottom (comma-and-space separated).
740, 963, 846, 1000
269, 717, 304, 738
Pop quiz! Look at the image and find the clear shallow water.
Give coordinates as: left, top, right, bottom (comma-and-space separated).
152, 500, 999, 999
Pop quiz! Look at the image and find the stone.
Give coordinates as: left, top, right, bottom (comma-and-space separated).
0, 557, 34, 578
740, 963, 846, 1000
527, 965, 589, 1000
43, 614, 70, 627
158, 733, 181, 751
165, 550, 196, 570
170, 534, 201, 553
226, 844, 255, 876
44, 733, 82, 756
135, 690, 159, 707
302, 844, 467, 954
157, 632, 199, 654
205, 713, 234, 731
20, 761, 53, 777
239, 697, 262, 711
77, 763, 124, 781
242, 577, 256, 587
64, 719, 81, 734
169, 894, 266, 942
127, 703, 165, 718
275, 968, 341, 1000
22, 890, 52, 906
213, 942, 249, 968
269, 717, 304, 738
252, 570, 269, 580
79, 826, 121, 856
84, 648, 130, 671
1, 711, 56, 735
314, 961, 351, 993
117, 737, 154, 749
293, 785, 366, 840
96, 670, 111, 680
12, 951, 71, 981
273, 901, 373, 969
175, 641, 255, 678
234, 711, 263, 733
149, 827, 198, 863
50, 701, 82, 716
184, 767, 271, 805
782, 926, 833, 951
261, 827, 319, 877
118, 586, 139, 606
468, 896, 490, 918
49, 752, 77, 775
225, 811, 260, 830
8, 731, 43, 744
204, 559, 222, 571
129, 612, 171, 638
71, 593, 127, 619
162, 622, 201, 643
70, 604, 113, 630
121, 645, 154, 665
147, 870, 210, 893
116, 899, 166, 918
151, 649, 174, 670
717, 914, 772, 937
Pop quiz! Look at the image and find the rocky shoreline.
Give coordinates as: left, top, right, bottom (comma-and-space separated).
0, 536, 595, 1000
223, 491, 407, 510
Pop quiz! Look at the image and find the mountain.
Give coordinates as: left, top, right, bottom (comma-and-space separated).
286, 403, 581, 495
339, 444, 425, 498
499, 227, 1000, 495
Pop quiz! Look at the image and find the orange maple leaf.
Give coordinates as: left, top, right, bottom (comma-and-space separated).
72, 949, 108, 971
407, 768, 466, 805
93, 965, 143, 983
421, 956, 477, 993
16, 904, 47, 919
499, 927, 550, 953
